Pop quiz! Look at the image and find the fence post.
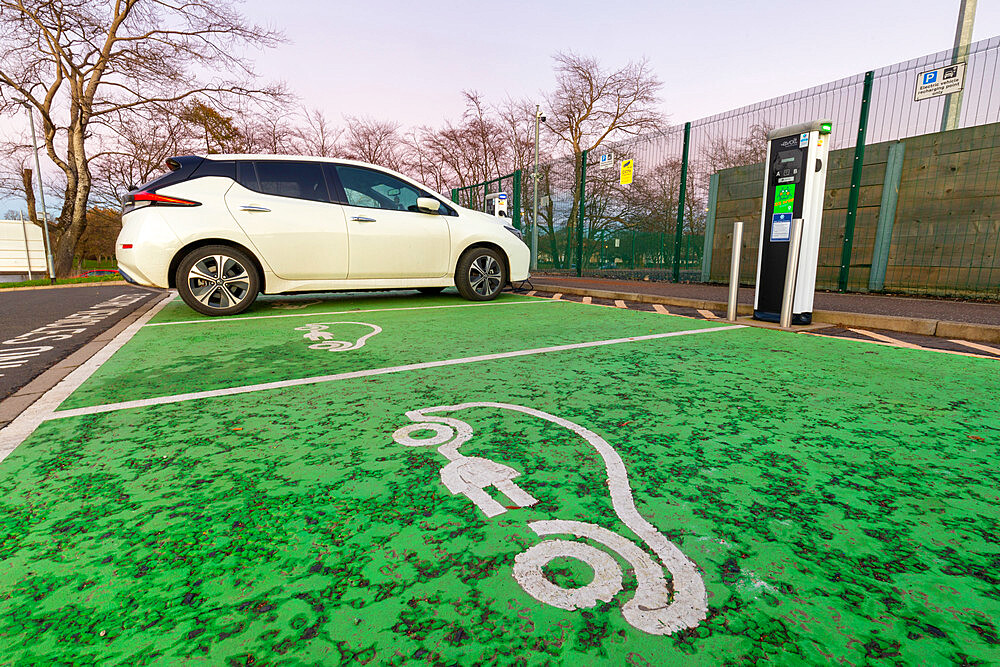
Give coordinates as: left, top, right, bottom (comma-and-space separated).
576, 149, 587, 277
673, 121, 691, 282
839, 70, 874, 292
451, 188, 458, 204
701, 172, 720, 282
869, 141, 906, 291
512, 170, 522, 230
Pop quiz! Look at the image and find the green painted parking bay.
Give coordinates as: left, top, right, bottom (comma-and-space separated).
57, 293, 720, 410
1, 292, 998, 665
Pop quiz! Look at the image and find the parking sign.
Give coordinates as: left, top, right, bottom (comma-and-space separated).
915, 63, 965, 101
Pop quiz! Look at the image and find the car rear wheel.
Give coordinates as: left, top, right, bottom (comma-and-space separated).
417, 287, 445, 295
176, 245, 259, 316
455, 247, 507, 301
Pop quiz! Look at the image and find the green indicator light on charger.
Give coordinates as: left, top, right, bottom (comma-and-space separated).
820, 123, 832, 134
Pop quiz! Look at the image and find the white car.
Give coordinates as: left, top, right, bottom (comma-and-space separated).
116, 155, 530, 315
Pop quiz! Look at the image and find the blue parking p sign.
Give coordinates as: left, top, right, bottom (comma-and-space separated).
923, 71, 938, 85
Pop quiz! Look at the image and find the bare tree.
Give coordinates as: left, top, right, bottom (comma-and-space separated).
541, 52, 667, 267
0, 0, 283, 275
343, 116, 403, 170
90, 106, 195, 206
75, 207, 122, 264
703, 122, 773, 170
294, 108, 343, 157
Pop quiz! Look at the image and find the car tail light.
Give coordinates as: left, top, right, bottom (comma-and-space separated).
123, 190, 201, 215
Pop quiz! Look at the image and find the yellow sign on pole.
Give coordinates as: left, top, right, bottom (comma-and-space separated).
620, 159, 634, 185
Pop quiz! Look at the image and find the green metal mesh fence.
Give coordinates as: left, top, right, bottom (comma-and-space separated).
533, 36, 1000, 299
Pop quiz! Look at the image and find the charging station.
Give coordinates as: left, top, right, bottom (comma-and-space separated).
753, 120, 832, 324
485, 192, 509, 218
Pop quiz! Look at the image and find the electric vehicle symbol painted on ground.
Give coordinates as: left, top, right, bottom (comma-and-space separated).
392, 401, 708, 635
294, 322, 382, 351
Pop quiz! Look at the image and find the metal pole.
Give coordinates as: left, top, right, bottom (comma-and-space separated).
941, 0, 977, 132
576, 149, 587, 277
23, 102, 56, 283
532, 105, 540, 271
727, 221, 743, 321
673, 122, 691, 282
779, 218, 804, 329
20, 210, 33, 280
838, 71, 874, 292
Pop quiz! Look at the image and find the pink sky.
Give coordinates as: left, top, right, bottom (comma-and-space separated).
240, 0, 1000, 128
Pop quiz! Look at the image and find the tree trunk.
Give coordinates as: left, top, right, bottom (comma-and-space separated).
21, 169, 38, 225
52, 123, 93, 277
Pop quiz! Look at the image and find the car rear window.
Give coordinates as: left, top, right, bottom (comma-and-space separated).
192, 160, 235, 180
135, 156, 204, 192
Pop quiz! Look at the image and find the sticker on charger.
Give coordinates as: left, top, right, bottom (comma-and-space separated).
799, 132, 809, 148
771, 213, 792, 242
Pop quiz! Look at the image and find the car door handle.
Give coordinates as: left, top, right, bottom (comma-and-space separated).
240, 205, 271, 213
351, 215, 376, 222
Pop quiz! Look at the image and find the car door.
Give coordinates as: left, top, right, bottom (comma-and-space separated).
332, 164, 451, 279
225, 160, 349, 280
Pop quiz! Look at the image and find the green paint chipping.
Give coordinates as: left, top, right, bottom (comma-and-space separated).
0, 294, 998, 665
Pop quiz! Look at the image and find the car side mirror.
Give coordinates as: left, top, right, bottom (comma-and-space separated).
416, 197, 441, 214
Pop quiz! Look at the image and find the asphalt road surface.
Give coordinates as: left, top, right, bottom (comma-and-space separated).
0, 284, 158, 400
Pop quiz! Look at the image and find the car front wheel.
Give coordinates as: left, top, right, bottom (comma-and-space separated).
455, 247, 507, 301
176, 245, 259, 316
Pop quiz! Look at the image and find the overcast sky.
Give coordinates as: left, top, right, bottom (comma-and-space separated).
240, 0, 1000, 127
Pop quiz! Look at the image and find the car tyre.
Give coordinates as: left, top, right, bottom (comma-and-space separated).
176, 245, 260, 316
455, 247, 507, 301
417, 287, 445, 295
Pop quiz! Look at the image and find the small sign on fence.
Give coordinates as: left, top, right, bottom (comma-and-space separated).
620, 159, 634, 185
914, 62, 965, 101
599, 154, 613, 170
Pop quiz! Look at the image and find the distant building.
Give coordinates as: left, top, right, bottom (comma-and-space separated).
0, 220, 46, 282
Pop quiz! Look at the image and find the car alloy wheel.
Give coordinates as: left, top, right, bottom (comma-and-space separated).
176, 244, 260, 316
456, 247, 507, 301
188, 254, 252, 310
469, 255, 502, 297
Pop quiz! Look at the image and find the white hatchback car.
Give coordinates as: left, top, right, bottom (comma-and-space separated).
116, 155, 530, 315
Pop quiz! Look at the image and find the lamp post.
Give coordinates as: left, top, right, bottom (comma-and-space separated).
531, 106, 545, 272
18, 100, 56, 283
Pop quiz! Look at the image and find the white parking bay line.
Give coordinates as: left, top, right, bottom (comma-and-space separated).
614, 300, 627, 308
696, 309, 719, 319
582, 296, 592, 304
653, 304, 671, 315
46, 325, 746, 421
848, 328, 923, 349
147, 299, 557, 327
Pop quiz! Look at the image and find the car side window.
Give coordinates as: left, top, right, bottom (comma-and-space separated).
239, 161, 330, 203
334, 165, 430, 213
236, 161, 258, 190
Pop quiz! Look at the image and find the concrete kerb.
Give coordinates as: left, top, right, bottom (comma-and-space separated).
0, 289, 168, 428
531, 282, 1000, 343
